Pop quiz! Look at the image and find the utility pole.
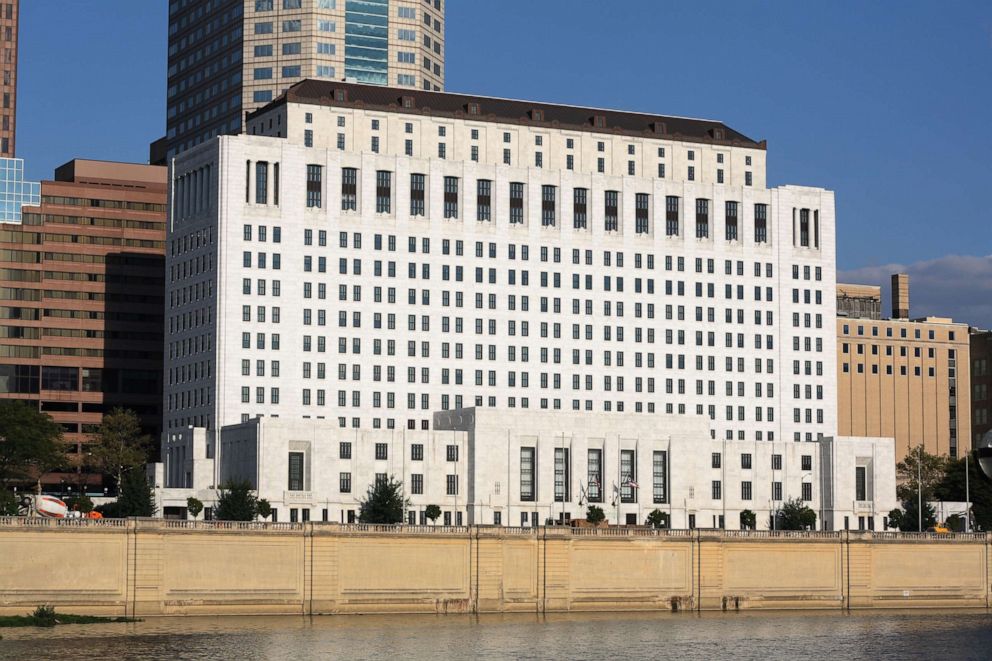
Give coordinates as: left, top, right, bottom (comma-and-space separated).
917, 457, 922, 533
965, 453, 970, 533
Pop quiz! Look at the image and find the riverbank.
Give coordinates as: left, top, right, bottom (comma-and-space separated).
0, 611, 991, 660
0, 606, 138, 628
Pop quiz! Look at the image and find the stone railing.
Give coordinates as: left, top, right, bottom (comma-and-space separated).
0, 516, 987, 542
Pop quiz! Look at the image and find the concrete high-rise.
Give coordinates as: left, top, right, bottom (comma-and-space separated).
163, 80, 838, 456
166, 0, 445, 158
0, 160, 167, 489
0, 0, 16, 157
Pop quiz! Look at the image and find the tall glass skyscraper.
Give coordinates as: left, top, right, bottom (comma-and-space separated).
166, 0, 445, 158
0, 157, 38, 223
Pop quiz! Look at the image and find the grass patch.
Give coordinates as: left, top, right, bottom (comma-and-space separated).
0, 605, 139, 628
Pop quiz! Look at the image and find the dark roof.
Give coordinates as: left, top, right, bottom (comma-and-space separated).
248, 80, 766, 150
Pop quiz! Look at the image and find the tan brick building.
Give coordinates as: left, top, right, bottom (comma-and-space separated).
836, 276, 971, 462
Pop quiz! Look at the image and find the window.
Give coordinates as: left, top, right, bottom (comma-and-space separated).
376, 171, 392, 213
754, 204, 767, 243
375, 442, 388, 460
255, 161, 269, 204
446, 445, 459, 462
712, 481, 722, 500
573, 188, 588, 229
339, 472, 352, 493
282, 19, 302, 32
741, 481, 752, 500
855, 466, 867, 501
410, 173, 426, 216
288, 452, 304, 491
741, 453, 752, 469
306, 164, 322, 208
411, 443, 424, 461
554, 448, 570, 502
509, 182, 524, 224
587, 449, 602, 502
711, 453, 721, 469
476, 179, 491, 221
665, 196, 679, 236
772, 454, 782, 470
520, 447, 536, 501
411, 474, 424, 495
339, 442, 351, 459
620, 450, 636, 502
802, 482, 813, 501
604, 190, 619, 232
635, 193, 649, 234
725, 201, 738, 241
341, 167, 357, 210
652, 451, 667, 503
802, 455, 812, 471
541, 185, 556, 227
444, 177, 459, 218
446, 474, 458, 496
254, 67, 273, 80
772, 481, 782, 501
695, 199, 709, 238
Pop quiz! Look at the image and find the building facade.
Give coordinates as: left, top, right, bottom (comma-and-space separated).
164, 81, 840, 489
0, 156, 37, 223
0, 160, 167, 486
836, 276, 971, 461
0, 0, 16, 157
166, 0, 445, 158
972, 328, 991, 446
154, 408, 896, 531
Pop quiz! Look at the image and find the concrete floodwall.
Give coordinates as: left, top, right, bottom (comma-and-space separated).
0, 518, 988, 616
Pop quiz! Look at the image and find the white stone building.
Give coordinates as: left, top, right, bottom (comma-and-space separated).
162, 80, 839, 494
155, 408, 896, 531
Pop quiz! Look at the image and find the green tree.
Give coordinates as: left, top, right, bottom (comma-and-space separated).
0, 488, 17, 515
117, 470, 155, 517
774, 498, 817, 530
424, 504, 441, 524
66, 495, 95, 514
257, 499, 272, 521
87, 408, 150, 493
214, 480, 259, 521
889, 499, 937, 532
585, 505, 606, 525
645, 509, 669, 529
358, 476, 407, 524
935, 453, 992, 531
896, 445, 947, 503
740, 509, 756, 530
186, 496, 204, 520
0, 400, 65, 492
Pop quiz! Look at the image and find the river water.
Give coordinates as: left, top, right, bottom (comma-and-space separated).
1, 610, 990, 660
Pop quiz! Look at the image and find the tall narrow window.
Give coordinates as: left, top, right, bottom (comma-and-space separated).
554, 447, 570, 502
245, 160, 251, 202
587, 448, 602, 502
255, 161, 269, 204
520, 447, 536, 501
306, 164, 322, 208
509, 182, 524, 224
288, 452, 304, 491
620, 449, 636, 502
410, 173, 425, 216
476, 179, 491, 221
541, 185, 556, 227
273, 163, 280, 205
665, 195, 679, 236
375, 170, 392, 213
799, 208, 810, 247
855, 466, 867, 501
813, 209, 820, 248
695, 198, 709, 239
754, 203, 767, 243
652, 451, 667, 503
725, 200, 738, 241
573, 188, 588, 229
604, 190, 618, 232
341, 167, 357, 210
635, 193, 650, 234
443, 176, 459, 218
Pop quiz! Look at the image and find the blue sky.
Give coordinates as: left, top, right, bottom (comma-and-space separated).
17, 1, 992, 326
